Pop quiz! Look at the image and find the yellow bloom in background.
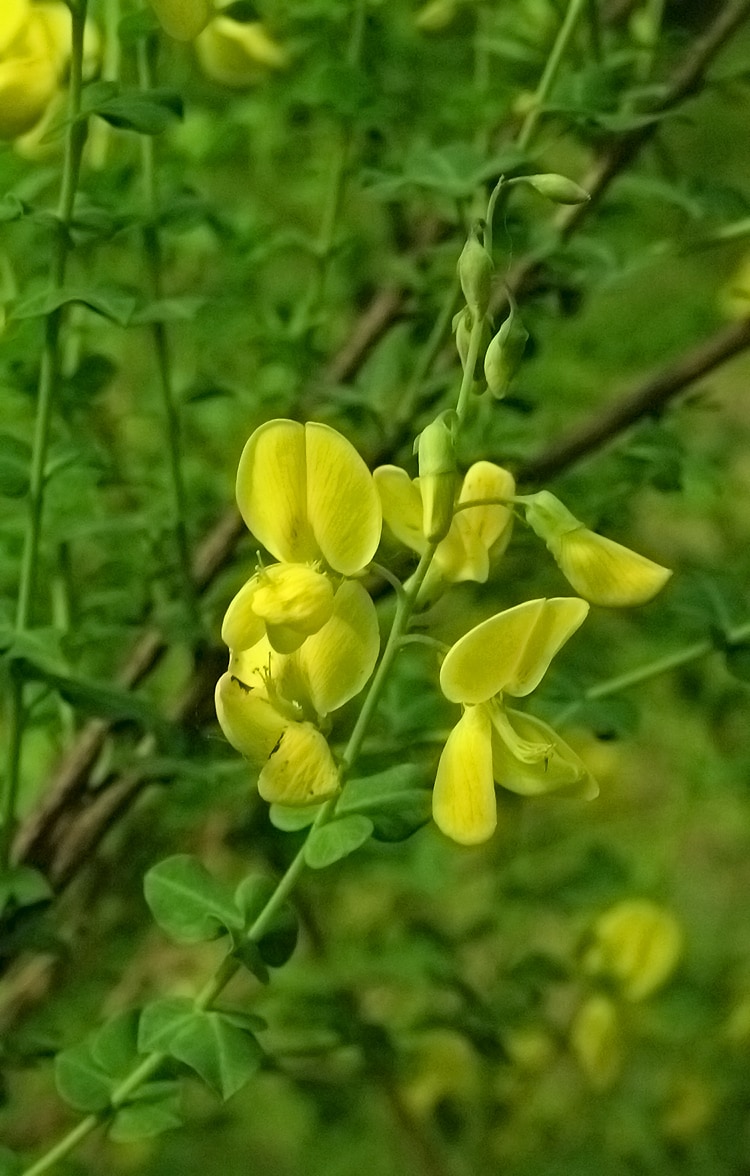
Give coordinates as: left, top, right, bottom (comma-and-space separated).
374, 460, 515, 589
570, 994, 622, 1090
433, 598, 597, 845
149, 0, 212, 42
582, 899, 683, 1001
0, 5, 58, 140
226, 419, 382, 654
521, 490, 672, 607
196, 16, 288, 87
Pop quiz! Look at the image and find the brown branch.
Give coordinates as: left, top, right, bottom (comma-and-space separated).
517, 315, 750, 484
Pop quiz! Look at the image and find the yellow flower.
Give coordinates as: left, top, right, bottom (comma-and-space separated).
149, 0, 212, 42
0, 6, 58, 140
522, 490, 672, 608
196, 17, 287, 87
570, 994, 622, 1090
216, 580, 379, 805
433, 598, 597, 845
225, 419, 382, 653
582, 899, 683, 1001
374, 460, 515, 589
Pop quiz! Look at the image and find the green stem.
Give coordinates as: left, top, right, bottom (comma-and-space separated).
455, 315, 486, 423
138, 36, 199, 631
517, 0, 588, 152
1, 0, 88, 873
555, 619, 750, 726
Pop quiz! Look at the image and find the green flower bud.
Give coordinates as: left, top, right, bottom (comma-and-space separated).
524, 173, 590, 205
484, 299, 528, 399
417, 413, 457, 543
452, 308, 490, 382
457, 223, 493, 319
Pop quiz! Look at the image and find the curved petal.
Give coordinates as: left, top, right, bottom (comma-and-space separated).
221, 576, 266, 653
440, 598, 589, 704
433, 705, 497, 845
555, 530, 672, 608
236, 420, 317, 564
584, 900, 683, 1001
374, 465, 426, 556
490, 706, 598, 798
305, 422, 381, 574
459, 461, 515, 552
257, 722, 339, 805
295, 580, 380, 716
215, 672, 288, 767
434, 512, 489, 583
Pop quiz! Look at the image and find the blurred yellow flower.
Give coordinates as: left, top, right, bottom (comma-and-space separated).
196, 17, 287, 87
149, 0, 212, 42
582, 899, 683, 1001
522, 490, 672, 608
570, 994, 622, 1090
432, 598, 597, 845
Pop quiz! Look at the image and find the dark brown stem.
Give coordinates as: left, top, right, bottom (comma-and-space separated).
517, 315, 750, 484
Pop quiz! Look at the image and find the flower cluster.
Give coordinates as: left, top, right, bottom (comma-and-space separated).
215, 420, 381, 806
149, 0, 287, 87
216, 404, 673, 846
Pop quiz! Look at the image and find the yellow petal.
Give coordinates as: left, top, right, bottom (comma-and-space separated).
221, 576, 266, 653
374, 465, 426, 555
489, 705, 598, 798
440, 598, 589, 704
458, 461, 515, 554
0, 0, 29, 55
257, 722, 339, 806
236, 420, 317, 564
433, 706, 497, 845
252, 563, 334, 651
196, 18, 287, 87
583, 899, 683, 1001
555, 529, 672, 608
294, 580, 380, 716
433, 512, 489, 583
570, 995, 622, 1090
305, 422, 382, 575
0, 18, 57, 141
149, 0, 211, 41
214, 672, 288, 767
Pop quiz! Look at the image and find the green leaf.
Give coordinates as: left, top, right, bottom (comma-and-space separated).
0, 194, 25, 223
88, 86, 184, 135
130, 297, 204, 325
234, 876, 299, 967
269, 802, 323, 831
230, 938, 269, 984
144, 855, 242, 943
117, 9, 160, 43
337, 765, 433, 842
109, 1097, 182, 1142
169, 1011, 263, 1100
725, 641, 750, 683
221, 1, 261, 21
11, 284, 137, 326
90, 1010, 140, 1078
139, 1001, 263, 1100
54, 1040, 113, 1112
304, 815, 373, 870
0, 865, 52, 913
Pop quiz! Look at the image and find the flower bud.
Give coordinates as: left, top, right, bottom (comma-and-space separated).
570, 995, 622, 1090
522, 490, 672, 608
484, 299, 528, 399
524, 173, 590, 205
457, 223, 493, 319
582, 899, 683, 1001
149, 0, 212, 41
417, 413, 457, 543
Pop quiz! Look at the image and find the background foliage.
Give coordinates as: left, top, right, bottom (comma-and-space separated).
3, 0, 750, 1173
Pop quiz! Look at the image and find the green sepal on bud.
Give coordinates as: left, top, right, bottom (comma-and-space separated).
457, 222, 493, 319
484, 295, 529, 399
452, 308, 490, 382
416, 411, 458, 543
523, 173, 590, 205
